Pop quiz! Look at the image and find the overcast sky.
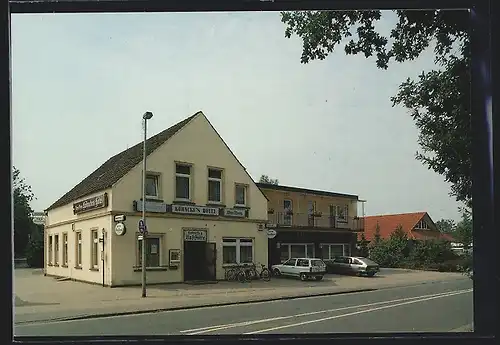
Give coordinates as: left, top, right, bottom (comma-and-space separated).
11, 11, 464, 221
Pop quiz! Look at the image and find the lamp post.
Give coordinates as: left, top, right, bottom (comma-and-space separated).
141, 111, 153, 298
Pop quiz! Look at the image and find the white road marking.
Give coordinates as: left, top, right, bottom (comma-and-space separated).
181, 288, 472, 335
244, 289, 472, 334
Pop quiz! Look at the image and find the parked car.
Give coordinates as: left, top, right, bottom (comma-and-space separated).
324, 256, 380, 277
271, 258, 327, 281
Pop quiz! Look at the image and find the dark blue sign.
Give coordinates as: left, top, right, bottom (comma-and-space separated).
138, 219, 147, 233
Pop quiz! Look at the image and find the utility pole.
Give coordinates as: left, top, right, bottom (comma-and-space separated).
141, 111, 153, 298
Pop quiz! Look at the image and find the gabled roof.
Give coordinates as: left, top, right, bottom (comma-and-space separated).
46, 112, 199, 211
256, 183, 358, 200
359, 211, 452, 242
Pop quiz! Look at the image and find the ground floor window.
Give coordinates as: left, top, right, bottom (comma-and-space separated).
48, 235, 53, 265
222, 238, 253, 264
279, 243, 315, 263
320, 243, 350, 259
137, 236, 161, 267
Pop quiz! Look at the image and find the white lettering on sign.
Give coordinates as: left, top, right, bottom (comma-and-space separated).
223, 208, 246, 218
172, 204, 219, 216
184, 229, 208, 242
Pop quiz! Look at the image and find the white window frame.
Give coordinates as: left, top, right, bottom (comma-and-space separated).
175, 163, 192, 201
279, 243, 315, 262
283, 199, 293, 225
54, 234, 59, 265
320, 243, 351, 259
234, 184, 247, 207
62, 233, 68, 266
145, 172, 160, 199
48, 235, 53, 265
208, 167, 223, 204
136, 234, 163, 268
336, 205, 349, 223
415, 220, 429, 230
75, 231, 82, 268
222, 238, 254, 265
91, 229, 99, 269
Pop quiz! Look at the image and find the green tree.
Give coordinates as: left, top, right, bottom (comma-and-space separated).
453, 211, 473, 250
13, 167, 36, 257
357, 233, 370, 257
435, 219, 456, 233
259, 174, 279, 185
281, 10, 471, 208
25, 223, 44, 268
372, 222, 382, 245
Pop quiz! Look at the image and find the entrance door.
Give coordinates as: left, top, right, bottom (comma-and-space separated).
204, 242, 217, 281
184, 241, 206, 281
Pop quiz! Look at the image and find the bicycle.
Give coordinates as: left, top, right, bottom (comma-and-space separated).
243, 263, 271, 282
224, 265, 247, 283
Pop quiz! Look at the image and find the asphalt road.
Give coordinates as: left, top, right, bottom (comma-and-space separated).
15, 278, 472, 336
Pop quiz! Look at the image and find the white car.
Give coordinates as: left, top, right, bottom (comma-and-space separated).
271, 258, 327, 281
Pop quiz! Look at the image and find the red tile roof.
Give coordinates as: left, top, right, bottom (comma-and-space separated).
358, 212, 452, 242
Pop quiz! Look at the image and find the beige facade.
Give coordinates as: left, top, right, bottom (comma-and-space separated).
44, 112, 269, 286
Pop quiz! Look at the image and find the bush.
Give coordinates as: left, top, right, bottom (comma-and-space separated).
25, 225, 44, 268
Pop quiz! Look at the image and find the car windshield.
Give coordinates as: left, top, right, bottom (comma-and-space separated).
311, 259, 324, 266
357, 258, 378, 266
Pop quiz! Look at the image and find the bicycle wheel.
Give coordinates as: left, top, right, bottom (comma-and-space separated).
237, 270, 246, 283
261, 268, 271, 282
226, 268, 236, 281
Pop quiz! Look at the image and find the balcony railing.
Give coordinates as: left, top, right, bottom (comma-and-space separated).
267, 212, 364, 231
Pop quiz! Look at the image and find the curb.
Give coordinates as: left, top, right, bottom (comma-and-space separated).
15, 288, 377, 325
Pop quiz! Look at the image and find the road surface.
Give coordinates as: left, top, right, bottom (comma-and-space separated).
15, 278, 472, 336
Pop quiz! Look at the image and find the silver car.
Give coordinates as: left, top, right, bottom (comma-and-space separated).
326, 256, 380, 277
271, 258, 327, 281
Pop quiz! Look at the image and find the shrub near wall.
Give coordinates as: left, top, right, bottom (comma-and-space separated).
367, 226, 461, 271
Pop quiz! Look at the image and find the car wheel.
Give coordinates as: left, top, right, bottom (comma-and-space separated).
273, 268, 281, 277
300, 273, 307, 281
367, 272, 375, 277
315, 276, 323, 281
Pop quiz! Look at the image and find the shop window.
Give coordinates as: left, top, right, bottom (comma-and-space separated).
62, 233, 68, 266
279, 243, 314, 262
48, 236, 53, 265
138, 236, 161, 267
75, 231, 82, 268
222, 238, 253, 264
321, 244, 350, 260
235, 184, 247, 206
54, 234, 59, 265
208, 168, 223, 203
145, 173, 160, 198
91, 229, 99, 269
175, 163, 191, 200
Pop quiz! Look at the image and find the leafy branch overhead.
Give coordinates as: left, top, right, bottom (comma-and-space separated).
281, 10, 471, 208
259, 174, 279, 185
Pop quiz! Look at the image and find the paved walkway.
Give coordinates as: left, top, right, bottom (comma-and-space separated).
14, 268, 466, 324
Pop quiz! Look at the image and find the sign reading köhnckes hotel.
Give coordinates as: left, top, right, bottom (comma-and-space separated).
73, 193, 108, 214
171, 204, 219, 216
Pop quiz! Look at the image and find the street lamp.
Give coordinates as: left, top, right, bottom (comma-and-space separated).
141, 111, 153, 298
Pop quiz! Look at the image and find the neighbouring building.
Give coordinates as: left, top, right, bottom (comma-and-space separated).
359, 212, 452, 243
256, 183, 365, 265
43, 111, 269, 286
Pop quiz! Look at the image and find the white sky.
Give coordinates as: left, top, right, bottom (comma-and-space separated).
11, 11, 464, 221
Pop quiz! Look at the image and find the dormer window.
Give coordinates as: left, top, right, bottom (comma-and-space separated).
415, 220, 429, 230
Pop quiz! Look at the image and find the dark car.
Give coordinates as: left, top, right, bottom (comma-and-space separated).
324, 256, 380, 277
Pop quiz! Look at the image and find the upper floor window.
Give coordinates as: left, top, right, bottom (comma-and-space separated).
336, 205, 348, 222
235, 184, 247, 206
145, 173, 160, 198
415, 220, 429, 230
175, 164, 191, 200
208, 168, 223, 203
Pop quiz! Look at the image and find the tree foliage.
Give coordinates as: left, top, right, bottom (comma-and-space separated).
435, 218, 456, 233
372, 222, 382, 245
357, 232, 370, 257
13, 167, 36, 257
281, 10, 471, 208
453, 211, 473, 250
259, 174, 279, 185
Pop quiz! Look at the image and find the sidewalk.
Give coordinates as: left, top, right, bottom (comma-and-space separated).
14, 268, 466, 324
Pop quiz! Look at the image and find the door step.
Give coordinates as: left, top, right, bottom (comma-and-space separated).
184, 280, 218, 285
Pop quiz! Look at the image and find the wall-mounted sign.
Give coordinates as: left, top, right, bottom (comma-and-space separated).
73, 193, 108, 214
114, 222, 126, 236
31, 212, 46, 225
266, 223, 277, 228
134, 200, 167, 213
114, 214, 126, 222
169, 249, 181, 267
223, 208, 246, 218
266, 229, 277, 239
183, 228, 208, 242
172, 204, 219, 216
